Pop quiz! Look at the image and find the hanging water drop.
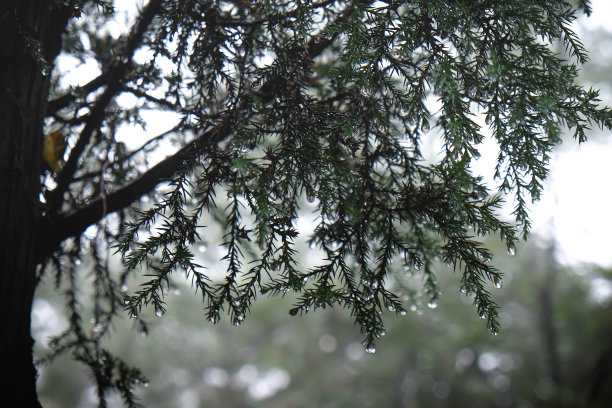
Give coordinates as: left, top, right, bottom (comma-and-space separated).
93, 323, 102, 333
400, 310, 407, 316
143, 381, 150, 388
507, 243, 516, 256
155, 310, 163, 317
365, 347, 376, 354
121, 284, 128, 291
421, 120, 430, 133
370, 281, 378, 290
237, 313, 245, 321
306, 189, 316, 203
493, 276, 503, 289
460, 285, 468, 295
387, 305, 396, 312
427, 300, 438, 309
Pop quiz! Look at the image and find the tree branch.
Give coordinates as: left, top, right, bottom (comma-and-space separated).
46, 0, 163, 213
37, 121, 229, 263
37, 3, 349, 263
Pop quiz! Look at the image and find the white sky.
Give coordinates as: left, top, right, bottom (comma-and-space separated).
530, 0, 612, 266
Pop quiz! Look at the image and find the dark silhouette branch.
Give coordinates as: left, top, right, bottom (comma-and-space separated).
46, 0, 163, 213
46, 72, 111, 116
38, 122, 230, 263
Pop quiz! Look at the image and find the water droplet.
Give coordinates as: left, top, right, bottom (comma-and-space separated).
302, 276, 309, 283
421, 120, 430, 133
233, 320, 242, 326
371, 281, 378, 290
477, 229, 485, 237
493, 276, 503, 289
237, 313, 245, 321
124, 299, 130, 305
400, 310, 407, 316
427, 300, 438, 309
387, 305, 396, 312
460, 285, 468, 295
414, 261, 423, 271
379, 330, 386, 337
209, 315, 219, 324
93, 323, 102, 333
155, 310, 163, 317
232, 299, 241, 307
140, 330, 147, 337
121, 284, 128, 291
74, 259, 81, 266
365, 347, 376, 354
410, 304, 418, 312
507, 243, 516, 256
143, 381, 149, 388
198, 244, 207, 253
306, 190, 316, 203
480, 312, 487, 319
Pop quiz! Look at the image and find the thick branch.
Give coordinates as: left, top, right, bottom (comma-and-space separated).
37, 122, 229, 263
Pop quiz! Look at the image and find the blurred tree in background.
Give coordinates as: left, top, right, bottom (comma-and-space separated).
3, 0, 612, 406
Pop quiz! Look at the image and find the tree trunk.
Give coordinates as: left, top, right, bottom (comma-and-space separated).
0, 1, 70, 405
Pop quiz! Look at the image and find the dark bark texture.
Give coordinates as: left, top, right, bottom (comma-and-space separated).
0, 1, 70, 405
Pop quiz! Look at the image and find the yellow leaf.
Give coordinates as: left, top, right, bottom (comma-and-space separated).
43, 130, 67, 172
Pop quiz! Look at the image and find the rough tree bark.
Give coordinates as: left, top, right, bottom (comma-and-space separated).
0, 1, 71, 405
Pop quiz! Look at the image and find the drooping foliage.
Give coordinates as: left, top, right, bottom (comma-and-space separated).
38, 0, 610, 405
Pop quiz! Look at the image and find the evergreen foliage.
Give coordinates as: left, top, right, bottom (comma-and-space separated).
37, 0, 611, 405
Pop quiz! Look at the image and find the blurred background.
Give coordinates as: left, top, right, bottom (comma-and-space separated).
33, 1, 612, 407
